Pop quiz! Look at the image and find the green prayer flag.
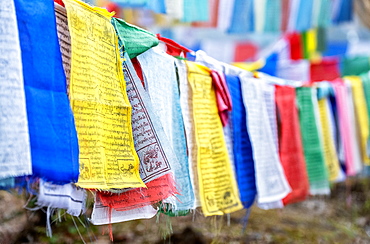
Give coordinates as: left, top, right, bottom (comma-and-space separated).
296, 87, 330, 194
301, 31, 309, 59
316, 27, 327, 52
341, 56, 370, 76
360, 72, 370, 139
112, 17, 159, 59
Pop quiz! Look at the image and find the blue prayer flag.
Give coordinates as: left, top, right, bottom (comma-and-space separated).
14, 0, 79, 184
226, 74, 256, 208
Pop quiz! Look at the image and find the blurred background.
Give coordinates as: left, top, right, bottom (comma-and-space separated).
90, 0, 370, 65
3, 0, 370, 243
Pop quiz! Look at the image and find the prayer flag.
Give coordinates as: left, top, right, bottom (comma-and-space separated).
185, 61, 243, 216
296, 87, 330, 194
15, 0, 78, 183
64, 0, 144, 189
275, 86, 309, 205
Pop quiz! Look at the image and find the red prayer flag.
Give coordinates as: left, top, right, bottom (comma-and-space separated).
54, 0, 64, 6
131, 57, 145, 87
210, 70, 232, 126
104, 2, 121, 18
310, 57, 340, 82
156, 34, 193, 57
286, 32, 304, 60
98, 174, 178, 211
233, 42, 258, 62
275, 86, 309, 205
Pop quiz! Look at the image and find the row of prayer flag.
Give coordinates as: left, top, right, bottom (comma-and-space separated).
237, 30, 370, 83
1, 0, 370, 238
96, 0, 353, 33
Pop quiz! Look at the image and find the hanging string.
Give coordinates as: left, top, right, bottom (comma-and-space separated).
46, 206, 53, 238
241, 208, 252, 234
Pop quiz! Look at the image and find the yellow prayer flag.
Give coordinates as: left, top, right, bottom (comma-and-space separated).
317, 98, 341, 181
64, 0, 145, 189
306, 28, 321, 61
345, 76, 370, 165
232, 59, 265, 72
306, 29, 317, 53
185, 61, 243, 216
